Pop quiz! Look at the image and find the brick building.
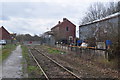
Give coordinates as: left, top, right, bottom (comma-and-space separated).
0, 26, 12, 43
51, 18, 76, 44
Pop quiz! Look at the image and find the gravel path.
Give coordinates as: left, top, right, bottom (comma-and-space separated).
0, 45, 2, 79
0, 59, 2, 80
0, 45, 2, 49
2, 45, 23, 78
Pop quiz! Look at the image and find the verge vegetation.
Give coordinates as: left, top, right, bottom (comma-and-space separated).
0, 44, 17, 62
21, 45, 43, 78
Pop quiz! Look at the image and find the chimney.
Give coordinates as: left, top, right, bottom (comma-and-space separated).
63, 18, 67, 21
58, 21, 61, 24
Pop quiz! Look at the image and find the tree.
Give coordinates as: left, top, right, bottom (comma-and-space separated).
80, 2, 119, 25
33, 35, 41, 41
107, 2, 119, 14
16, 34, 41, 42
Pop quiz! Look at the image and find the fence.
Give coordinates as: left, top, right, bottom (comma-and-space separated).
23, 41, 42, 45
56, 44, 113, 61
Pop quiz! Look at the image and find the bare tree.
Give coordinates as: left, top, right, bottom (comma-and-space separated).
81, 2, 119, 25
81, 2, 106, 24
107, 2, 119, 14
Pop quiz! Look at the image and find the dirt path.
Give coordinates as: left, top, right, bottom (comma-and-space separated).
2, 45, 23, 78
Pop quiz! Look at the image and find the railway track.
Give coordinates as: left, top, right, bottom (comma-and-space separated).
29, 48, 82, 80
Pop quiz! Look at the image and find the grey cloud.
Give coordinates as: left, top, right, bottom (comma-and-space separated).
1, 2, 80, 19
2, 2, 33, 18
0, 15, 10, 20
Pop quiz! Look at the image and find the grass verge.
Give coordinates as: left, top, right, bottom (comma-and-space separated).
21, 45, 43, 78
48, 47, 66, 54
21, 45, 29, 77
21, 45, 29, 61
0, 44, 17, 62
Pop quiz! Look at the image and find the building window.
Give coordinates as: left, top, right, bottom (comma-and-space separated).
66, 27, 69, 31
69, 36, 73, 40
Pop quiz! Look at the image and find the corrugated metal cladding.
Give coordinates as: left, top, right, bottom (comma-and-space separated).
79, 12, 119, 45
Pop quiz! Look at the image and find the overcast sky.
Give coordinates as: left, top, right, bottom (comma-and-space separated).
0, 0, 118, 37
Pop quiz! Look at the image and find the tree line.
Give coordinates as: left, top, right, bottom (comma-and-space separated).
16, 34, 41, 42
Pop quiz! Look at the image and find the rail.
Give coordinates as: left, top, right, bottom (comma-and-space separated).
35, 48, 82, 79
28, 49, 49, 80
29, 48, 82, 79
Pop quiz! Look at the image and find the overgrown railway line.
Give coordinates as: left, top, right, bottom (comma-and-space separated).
29, 48, 82, 80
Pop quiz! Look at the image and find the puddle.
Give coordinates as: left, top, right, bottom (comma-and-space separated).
18, 56, 23, 58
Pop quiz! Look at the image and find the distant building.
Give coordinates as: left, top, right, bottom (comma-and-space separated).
0, 26, 12, 43
41, 31, 55, 46
51, 18, 76, 44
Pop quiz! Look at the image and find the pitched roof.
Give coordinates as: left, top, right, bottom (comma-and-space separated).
0, 26, 10, 34
51, 22, 63, 30
51, 18, 76, 30
79, 12, 120, 27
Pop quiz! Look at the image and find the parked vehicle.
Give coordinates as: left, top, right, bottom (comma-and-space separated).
0, 40, 7, 45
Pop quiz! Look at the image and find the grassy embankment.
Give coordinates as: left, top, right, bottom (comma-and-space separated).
0, 44, 17, 62
21, 45, 42, 77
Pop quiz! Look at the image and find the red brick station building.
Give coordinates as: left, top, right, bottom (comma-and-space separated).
51, 18, 76, 44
